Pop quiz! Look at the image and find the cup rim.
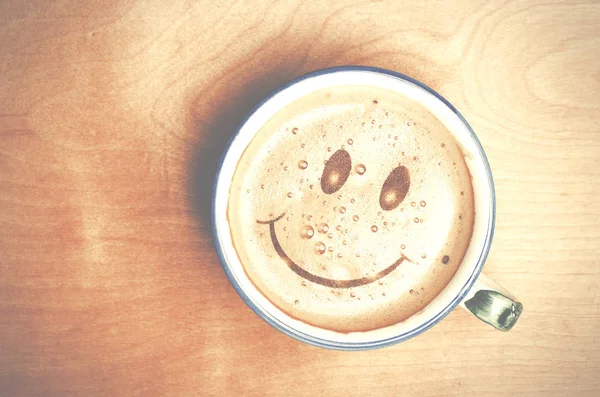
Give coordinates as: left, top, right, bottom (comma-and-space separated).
211, 66, 495, 350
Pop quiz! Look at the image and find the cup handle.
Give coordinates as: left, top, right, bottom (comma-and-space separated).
460, 273, 523, 331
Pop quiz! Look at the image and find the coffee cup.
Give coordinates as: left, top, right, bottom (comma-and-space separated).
212, 66, 522, 349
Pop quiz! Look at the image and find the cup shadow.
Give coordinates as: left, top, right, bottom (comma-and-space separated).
186, 66, 300, 237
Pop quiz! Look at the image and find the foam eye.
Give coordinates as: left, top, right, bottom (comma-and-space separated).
321, 150, 351, 194
380, 165, 410, 211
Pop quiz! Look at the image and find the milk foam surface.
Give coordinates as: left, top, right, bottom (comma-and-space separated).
227, 85, 474, 332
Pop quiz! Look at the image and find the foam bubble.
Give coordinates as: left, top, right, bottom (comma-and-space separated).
300, 225, 314, 239
313, 242, 326, 255
355, 164, 366, 175
371, 225, 378, 232
317, 223, 329, 233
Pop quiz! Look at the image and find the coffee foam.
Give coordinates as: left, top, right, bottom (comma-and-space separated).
227, 85, 474, 332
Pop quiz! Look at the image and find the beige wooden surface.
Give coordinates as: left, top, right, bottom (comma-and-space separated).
1, 0, 599, 396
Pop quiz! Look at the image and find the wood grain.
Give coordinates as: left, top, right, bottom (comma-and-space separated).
1, 0, 599, 396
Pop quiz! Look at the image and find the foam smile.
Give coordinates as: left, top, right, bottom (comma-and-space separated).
257, 212, 409, 288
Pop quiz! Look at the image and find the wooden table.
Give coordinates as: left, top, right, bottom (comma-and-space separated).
1, 1, 599, 395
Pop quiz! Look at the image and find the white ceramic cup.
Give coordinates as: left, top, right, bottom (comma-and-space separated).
212, 66, 522, 350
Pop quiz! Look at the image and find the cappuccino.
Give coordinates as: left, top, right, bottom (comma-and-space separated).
227, 85, 474, 332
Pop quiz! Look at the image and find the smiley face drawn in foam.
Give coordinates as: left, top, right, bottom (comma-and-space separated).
227, 85, 475, 332
256, 149, 413, 288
